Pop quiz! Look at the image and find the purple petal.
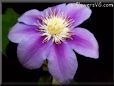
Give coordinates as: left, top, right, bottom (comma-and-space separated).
17, 36, 52, 69
42, 4, 66, 17
64, 3, 92, 27
47, 43, 78, 83
67, 27, 99, 59
18, 9, 42, 26
8, 23, 38, 43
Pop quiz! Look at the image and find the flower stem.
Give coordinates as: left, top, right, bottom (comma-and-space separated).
52, 78, 60, 85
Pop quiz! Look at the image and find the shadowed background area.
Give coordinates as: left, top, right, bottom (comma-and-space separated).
2, 3, 113, 85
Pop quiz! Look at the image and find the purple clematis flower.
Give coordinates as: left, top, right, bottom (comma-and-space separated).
8, 3, 99, 83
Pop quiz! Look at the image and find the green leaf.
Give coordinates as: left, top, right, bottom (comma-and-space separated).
2, 8, 19, 55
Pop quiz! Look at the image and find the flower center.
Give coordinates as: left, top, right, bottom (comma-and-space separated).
46, 17, 66, 35
40, 15, 71, 44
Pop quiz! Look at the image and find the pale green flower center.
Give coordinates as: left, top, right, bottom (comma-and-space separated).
40, 15, 72, 44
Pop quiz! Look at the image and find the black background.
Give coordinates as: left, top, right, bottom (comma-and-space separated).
2, 3, 113, 85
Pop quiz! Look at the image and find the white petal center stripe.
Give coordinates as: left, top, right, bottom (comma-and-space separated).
39, 14, 72, 44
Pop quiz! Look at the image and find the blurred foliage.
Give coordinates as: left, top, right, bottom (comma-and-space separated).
2, 8, 19, 55
38, 74, 52, 85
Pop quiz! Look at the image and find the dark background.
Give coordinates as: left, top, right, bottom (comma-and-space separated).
2, 3, 113, 85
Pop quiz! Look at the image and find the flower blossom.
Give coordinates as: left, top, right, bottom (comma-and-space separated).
8, 3, 99, 83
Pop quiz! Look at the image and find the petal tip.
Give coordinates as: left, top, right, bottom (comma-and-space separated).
88, 50, 99, 59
